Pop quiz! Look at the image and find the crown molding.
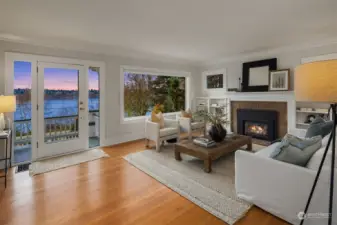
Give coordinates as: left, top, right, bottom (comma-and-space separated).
202, 37, 337, 67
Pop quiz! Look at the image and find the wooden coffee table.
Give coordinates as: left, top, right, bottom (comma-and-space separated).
174, 134, 252, 173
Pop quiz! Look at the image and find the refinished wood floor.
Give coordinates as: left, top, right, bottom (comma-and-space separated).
0, 140, 289, 225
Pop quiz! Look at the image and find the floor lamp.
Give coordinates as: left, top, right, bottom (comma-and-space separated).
295, 59, 337, 225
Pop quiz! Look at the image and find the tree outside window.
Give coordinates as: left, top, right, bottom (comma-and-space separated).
124, 72, 185, 118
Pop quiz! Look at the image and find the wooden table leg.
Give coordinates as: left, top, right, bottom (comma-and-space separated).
175, 150, 182, 161
204, 159, 212, 173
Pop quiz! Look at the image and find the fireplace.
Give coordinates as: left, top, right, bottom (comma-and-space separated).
237, 109, 278, 141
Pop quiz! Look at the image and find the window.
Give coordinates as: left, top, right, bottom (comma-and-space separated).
122, 67, 189, 120
88, 66, 100, 148
14, 61, 32, 163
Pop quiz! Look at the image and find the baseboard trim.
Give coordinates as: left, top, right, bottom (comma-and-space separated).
103, 133, 145, 147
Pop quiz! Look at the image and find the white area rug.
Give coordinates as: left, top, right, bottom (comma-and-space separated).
124, 144, 263, 225
29, 148, 109, 176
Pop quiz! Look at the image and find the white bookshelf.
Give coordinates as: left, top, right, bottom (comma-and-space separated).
194, 97, 209, 112
194, 97, 230, 131
296, 102, 331, 130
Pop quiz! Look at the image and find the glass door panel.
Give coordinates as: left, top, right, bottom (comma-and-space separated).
13, 61, 32, 163
44, 68, 79, 144
37, 62, 88, 159
88, 67, 100, 148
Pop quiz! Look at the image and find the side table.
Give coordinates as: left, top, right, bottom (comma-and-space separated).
0, 129, 12, 188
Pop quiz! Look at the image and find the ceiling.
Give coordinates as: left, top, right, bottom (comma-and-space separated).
0, 0, 336, 65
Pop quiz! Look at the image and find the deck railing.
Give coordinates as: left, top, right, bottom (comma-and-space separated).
14, 111, 99, 149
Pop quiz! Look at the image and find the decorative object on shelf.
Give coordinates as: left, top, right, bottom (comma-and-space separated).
195, 105, 229, 142
238, 77, 242, 92
305, 114, 316, 124
295, 59, 337, 225
242, 58, 277, 92
0, 95, 16, 133
269, 69, 290, 91
202, 69, 227, 91
228, 88, 239, 92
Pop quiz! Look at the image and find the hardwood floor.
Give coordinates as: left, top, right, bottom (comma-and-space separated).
0, 140, 289, 225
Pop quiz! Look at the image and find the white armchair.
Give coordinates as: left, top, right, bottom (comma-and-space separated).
178, 116, 205, 140
145, 117, 180, 152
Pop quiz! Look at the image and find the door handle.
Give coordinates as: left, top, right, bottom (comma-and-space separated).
80, 107, 85, 110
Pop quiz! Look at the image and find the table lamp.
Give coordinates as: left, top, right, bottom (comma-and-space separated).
295, 59, 337, 225
0, 95, 16, 132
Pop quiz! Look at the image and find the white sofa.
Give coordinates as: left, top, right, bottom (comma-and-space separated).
235, 130, 337, 225
145, 117, 180, 152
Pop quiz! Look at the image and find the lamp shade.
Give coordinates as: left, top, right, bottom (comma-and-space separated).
295, 59, 337, 103
0, 95, 16, 113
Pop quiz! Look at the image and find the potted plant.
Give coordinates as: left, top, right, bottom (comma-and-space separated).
195, 107, 230, 142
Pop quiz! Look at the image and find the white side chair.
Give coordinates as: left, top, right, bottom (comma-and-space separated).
145, 117, 180, 152
177, 115, 205, 140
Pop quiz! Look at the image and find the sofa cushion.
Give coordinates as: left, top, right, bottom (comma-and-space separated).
322, 133, 331, 147
191, 121, 204, 130
151, 112, 164, 129
305, 117, 333, 138
181, 109, 192, 119
306, 144, 337, 171
255, 142, 280, 158
270, 134, 322, 167
159, 127, 178, 137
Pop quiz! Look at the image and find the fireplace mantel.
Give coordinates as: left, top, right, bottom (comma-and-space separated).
199, 91, 296, 134
208, 91, 295, 102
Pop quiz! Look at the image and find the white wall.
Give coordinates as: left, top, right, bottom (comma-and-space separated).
201, 43, 337, 96
0, 40, 201, 162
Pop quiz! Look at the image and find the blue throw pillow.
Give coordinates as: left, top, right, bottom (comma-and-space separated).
305, 117, 333, 138
271, 134, 322, 167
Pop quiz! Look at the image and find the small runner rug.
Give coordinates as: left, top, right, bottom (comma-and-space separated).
29, 148, 109, 176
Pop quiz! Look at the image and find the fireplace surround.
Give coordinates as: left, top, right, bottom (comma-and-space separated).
237, 109, 278, 141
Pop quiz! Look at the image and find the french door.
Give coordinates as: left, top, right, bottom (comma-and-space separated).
36, 62, 88, 159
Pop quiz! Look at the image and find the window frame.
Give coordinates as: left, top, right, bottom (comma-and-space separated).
120, 65, 191, 124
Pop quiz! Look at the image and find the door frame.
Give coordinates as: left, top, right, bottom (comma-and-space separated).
37, 62, 88, 159
5, 52, 106, 165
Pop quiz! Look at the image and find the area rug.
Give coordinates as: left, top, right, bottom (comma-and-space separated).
29, 148, 109, 176
123, 144, 263, 224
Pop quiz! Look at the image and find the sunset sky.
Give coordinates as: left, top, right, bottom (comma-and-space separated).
14, 61, 99, 90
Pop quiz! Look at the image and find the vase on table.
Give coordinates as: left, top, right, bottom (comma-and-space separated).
208, 124, 227, 142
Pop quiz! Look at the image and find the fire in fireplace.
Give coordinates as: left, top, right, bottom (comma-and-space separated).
237, 109, 278, 141
245, 121, 268, 138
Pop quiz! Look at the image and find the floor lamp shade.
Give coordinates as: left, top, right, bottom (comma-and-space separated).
0, 95, 16, 113
295, 59, 337, 103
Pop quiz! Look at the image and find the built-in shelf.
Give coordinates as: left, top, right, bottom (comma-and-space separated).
296, 110, 328, 114
296, 102, 331, 130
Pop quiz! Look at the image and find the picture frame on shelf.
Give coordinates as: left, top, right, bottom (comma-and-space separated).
269, 69, 290, 91
241, 58, 277, 92
202, 69, 227, 92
